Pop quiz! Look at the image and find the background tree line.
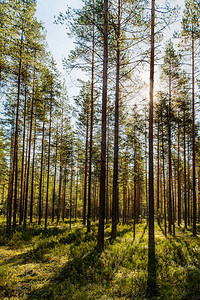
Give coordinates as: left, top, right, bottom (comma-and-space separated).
0, 0, 200, 248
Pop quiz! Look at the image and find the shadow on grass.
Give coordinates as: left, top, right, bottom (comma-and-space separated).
29, 247, 115, 300
0, 224, 68, 248
0, 228, 88, 266
138, 223, 148, 243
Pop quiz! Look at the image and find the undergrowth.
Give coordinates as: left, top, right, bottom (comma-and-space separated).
0, 220, 199, 299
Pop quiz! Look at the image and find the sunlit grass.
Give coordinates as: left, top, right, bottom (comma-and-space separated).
0, 219, 199, 299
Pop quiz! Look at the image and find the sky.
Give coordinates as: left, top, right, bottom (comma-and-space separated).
36, 0, 83, 71
36, 0, 84, 98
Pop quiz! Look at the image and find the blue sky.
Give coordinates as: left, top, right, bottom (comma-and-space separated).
36, 0, 83, 71
36, 0, 83, 97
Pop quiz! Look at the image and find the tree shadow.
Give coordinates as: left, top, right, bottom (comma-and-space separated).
138, 223, 147, 243
146, 244, 158, 299
29, 247, 116, 300
0, 225, 67, 248
0, 228, 85, 266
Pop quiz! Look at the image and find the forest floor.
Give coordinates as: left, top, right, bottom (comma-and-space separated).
0, 219, 200, 299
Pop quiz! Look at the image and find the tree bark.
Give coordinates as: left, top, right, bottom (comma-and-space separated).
97, 0, 108, 252
70, 158, 73, 230
57, 108, 63, 224
38, 114, 45, 225
19, 80, 27, 225
87, 13, 95, 233
30, 120, 36, 223
147, 0, 156, 296
52, 136, 58, 223
24, 57, 36, 227
111, 0, 120, 239
192, 35, 196, 236
83, 109, 89, 225
13, 30, 24, 228
168, 74, 172, 234
177, 118, 181, 226
183, 109, 187, 228
45, 89, 52, 230
156, 122, 160, 213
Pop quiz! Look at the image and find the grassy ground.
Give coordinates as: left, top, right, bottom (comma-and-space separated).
0, 219, 200, 299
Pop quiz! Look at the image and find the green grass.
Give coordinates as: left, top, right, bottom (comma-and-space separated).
0, 219, 200, 299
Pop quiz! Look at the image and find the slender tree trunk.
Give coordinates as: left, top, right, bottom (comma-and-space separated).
147, 0, 156, 295
168, 75, 172, 234
172, 167, 175, 236
23, 127, 29, 224
62, 172, 67, 221
183, 110, 187, 228
145, 118, 148, 223
192, 35, 196, 236
38, 115, 45, 225
13, 31, 24, 228
45, 91, 52, 230
106, 119, 110, 223
133, 143, 137, 239
162, 126, 167, 237
70, 158, 73, 231
198, 167, 200, 222
19, 80, 27, 225
87, 14, 95, 232
57, 108, 63, 224
75, 165, 79, 222
24, 59, 36, 227
148, 0, 155, 252
178, 118, 181, 226
157, 122, 160, 214
83, 109, 89, 225
111, 0, 120, 239
52, 138, 58, 223
7, 32, 23, 235
30, 120, 36, 223
97, 0, 108, 252
123, 149, 128, 224
187, 138, 190, 226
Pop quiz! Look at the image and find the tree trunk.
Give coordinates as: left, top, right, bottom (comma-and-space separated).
45, 91, 52, 230
57, 108, 63, 224
83, 109, 89, 225
19, 80, 27, 225
38, 115, 45, 225
106, 120, 110, 224
13, 31, 24, 228
24, 58, 36, 227
75, 165, 79, 222
177, 118, 181, 226
192, 35, 196, 236
147, 0, 156, 295
7, 31, 23, 235
168, 75, 172, 234
133, 143, 137, 239
97, 0, 108, 252
156, 122, 160, 214
70, 158, 73, 230
187, 138, 190, 226
111, 0, 120, 239
62, 172, 67, 221
52, 137, 58, 223
183, 109, 187, 228
30, 120, 36, 223
162, 124, 167, 237
198, 167, 200, 222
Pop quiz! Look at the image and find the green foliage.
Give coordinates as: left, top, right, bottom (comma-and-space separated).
0, 221, 200, 299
